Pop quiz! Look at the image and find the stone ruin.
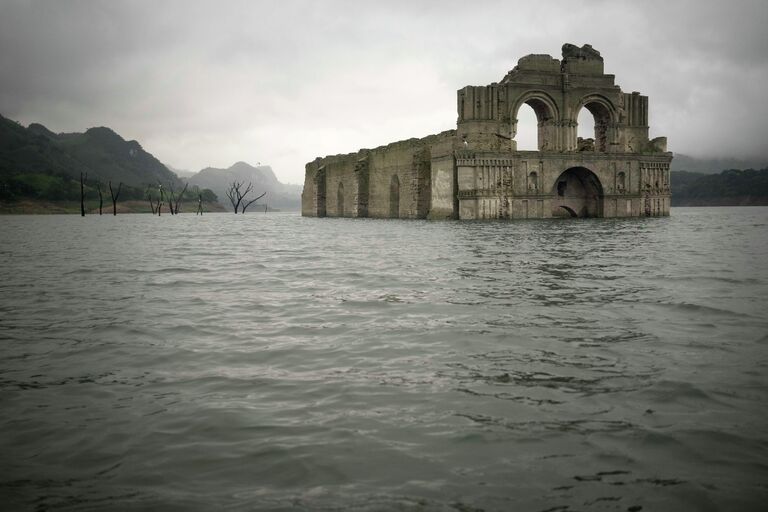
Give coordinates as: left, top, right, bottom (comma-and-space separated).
302, 43, 671, 219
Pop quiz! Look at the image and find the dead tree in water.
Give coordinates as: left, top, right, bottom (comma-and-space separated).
156, 184, 164, 216
147, 185, 163, 215
80, 172, 87, 216
109, 181, 122, 216
166, 184, 177, 215
241, 191, 266, 213
227, 181, 266, 214
147, 190, 157, 214
196, 194, 204, 215
167, 183, 188, 215
226, 181, 250, 213
96, 180, 104, 215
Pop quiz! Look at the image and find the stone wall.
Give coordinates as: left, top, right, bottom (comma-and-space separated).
303, 131, 456, 219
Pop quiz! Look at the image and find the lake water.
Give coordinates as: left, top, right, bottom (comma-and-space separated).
1, 208, 767, 511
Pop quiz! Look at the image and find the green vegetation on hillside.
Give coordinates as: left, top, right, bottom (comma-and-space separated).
0, 114, 218, 211
671, 168, 768, 206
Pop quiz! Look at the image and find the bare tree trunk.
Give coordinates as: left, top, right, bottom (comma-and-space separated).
80, 172, 87, 216
166, 185, 176, 215
226, 181, 243, 213
157, 185, 164, 216
148, 193, 157, 214
96, 181, 103, 215
173, 183, 188, 214
109, 181, 122, 216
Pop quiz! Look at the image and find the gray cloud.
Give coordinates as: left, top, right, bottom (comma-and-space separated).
1, 0, 767, 184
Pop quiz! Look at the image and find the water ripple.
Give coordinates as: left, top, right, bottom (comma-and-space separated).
1, 208, 767, 511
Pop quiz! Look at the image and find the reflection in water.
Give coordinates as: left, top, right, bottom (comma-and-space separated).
0, 208, 767, 511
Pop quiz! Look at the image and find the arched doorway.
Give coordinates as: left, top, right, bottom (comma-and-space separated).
551, 167, 604, 218
389, 174, 400, 218
337, 182, 344, 217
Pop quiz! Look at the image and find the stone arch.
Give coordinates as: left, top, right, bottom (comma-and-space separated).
510, 91, 560, 151
337, 181, 345, 217
576, 94, 618, 152
550, 166, 604, 218
389, 174, 400, 218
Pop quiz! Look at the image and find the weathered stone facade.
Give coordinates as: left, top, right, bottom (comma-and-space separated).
302, 44, 672, 219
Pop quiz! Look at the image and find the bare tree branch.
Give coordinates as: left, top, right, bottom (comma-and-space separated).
241, 191, 266, 213
226, 181, 241, 213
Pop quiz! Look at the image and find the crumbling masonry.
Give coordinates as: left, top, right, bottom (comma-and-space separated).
302, 44, 671, 219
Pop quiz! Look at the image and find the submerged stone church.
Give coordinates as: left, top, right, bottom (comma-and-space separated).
302, 44, 671, 219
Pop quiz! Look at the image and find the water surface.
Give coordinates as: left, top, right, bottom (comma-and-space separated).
1, 208, 767, 511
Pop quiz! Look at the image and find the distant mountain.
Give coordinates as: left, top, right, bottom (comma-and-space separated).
671, 169, 768, 206
167, 165, 197, 178
0, 114, 181, 188
186, 161, 301, 211
671, 153, 768, 174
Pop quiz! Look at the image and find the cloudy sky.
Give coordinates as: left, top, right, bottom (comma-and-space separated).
1, 0, 767, 184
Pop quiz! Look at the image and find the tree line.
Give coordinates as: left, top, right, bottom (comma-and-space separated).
671, 168, 768, 206
2, 171, 269, 215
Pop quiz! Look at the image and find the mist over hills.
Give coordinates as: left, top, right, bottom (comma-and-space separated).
185, 162, 302, 211
671, 154, 768, 174
166, 165, 196, 178
0, 114, 180, 188
0, 114, 301, 210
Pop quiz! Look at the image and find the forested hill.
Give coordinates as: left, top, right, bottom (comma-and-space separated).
671, 169, 768, 206
0, 114, 182, 201
186, 161, 302, 211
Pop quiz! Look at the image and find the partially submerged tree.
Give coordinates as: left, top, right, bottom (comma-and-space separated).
156, 184, 164, 216
147, 184, 163, 215
226, 181, 266, 214
96, 180, 104, 215
109, 181, 122, 216
147, 189, 157, 214
166, 182, 188, 215
80, 172, 87, 216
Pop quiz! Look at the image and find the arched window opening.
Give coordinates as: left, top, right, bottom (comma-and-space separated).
577, 101, 612, 152
337, 182, 345, 217
513, 97, 557, 152
389, 174, 400, 218
577, 108, 595, 151
515, 103, 538, 151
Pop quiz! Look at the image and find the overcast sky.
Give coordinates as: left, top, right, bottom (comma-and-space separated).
1, 0, 767, 184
